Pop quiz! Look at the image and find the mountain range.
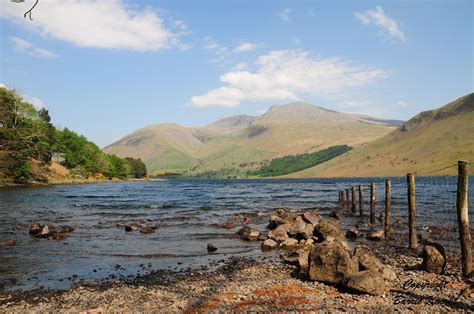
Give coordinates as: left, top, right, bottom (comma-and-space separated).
104, 103, 402, 177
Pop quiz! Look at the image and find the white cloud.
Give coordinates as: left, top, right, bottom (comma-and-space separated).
11, 37, 58, 58
0, 0, 187, 51
190, 49, 387, 108
278, 8, 292, 22
232, 62, 248, 71
354, 6, 405, 41
396, 100, 408, 107
233, 42, 258, 53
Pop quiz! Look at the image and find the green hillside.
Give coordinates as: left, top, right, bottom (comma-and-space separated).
288, 93, 474, 177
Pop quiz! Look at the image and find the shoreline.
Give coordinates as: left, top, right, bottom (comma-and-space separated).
1, 244, 472, 312
0, 177, 163, 188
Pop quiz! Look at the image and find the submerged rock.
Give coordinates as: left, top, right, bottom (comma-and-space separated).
139, 227, 155, 234
343, 270, 385, 295
207, 243, 218, 252
308, 241, 358, 284
125, 224, 139, 232
0, 239, 16, 247
40, 224, 56, 237
422, 242, 446, 274
237, 226, 260, 241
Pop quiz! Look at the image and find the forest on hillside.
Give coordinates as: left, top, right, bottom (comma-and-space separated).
0, 87, 146, 184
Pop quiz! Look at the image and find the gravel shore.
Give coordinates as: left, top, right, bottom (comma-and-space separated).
1, 244, 472, 312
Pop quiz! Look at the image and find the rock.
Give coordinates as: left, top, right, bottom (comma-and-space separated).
207, 243, 218, 252
237, 226, 260, 241
382, 266, 397, 281
346, 228, 362, 239
0, 239, 16, 247
354, 245, 384, 272
367, 230, 384, 241
281, 251, 299, 266
221, 222, 236, 229
268, 208, 293, 229
49, 234, 68, 241
287, 216, 314, 240
139, 227, 155, 234
308, 241, 358, 284
343, 270, 385, 295
422, 243, 446, 274
302, 210, 321, 226
40, 224, 55, 237
313, 220, 345, 243
29, 223, 42, 235
281, 247, 311, 269
267, 224, 289, 243
125, 224, 139, 232
281, 238, 299, 250
261, 239, 278, 251
329, 211, 341, 219
56, 225, 74, 233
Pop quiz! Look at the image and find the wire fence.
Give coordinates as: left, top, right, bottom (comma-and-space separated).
338, 161, 473, 271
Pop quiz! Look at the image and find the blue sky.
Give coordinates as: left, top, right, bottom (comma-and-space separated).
0, 0, 472, 147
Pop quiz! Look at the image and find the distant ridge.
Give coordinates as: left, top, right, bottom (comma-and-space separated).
104, 102, 402, 177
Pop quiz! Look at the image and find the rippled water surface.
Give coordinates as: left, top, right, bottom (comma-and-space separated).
1, 178, 472, 291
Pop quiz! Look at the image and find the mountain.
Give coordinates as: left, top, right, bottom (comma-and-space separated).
103, 102, 403, 177
288, 93, 474, 177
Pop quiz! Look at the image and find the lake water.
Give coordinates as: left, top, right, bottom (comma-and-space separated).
1, 178, 473, 291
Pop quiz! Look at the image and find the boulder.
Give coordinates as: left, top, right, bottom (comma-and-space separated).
207, 243, 218, 252
346, 228, 362, 239
268, 208, 293, 229
125, 224, 139, 232
139, 226, 155, 234
281, 247, 311, 269
329, 211, 341, 219
367, 230, 384, 241
302, 210, 322, 226
287, 216, 314, 240
382, 266, 397, 281
238, 226, 260, 241
29, 223, 42, 235
0, 240, 16, 247
308, 241, 358, 284
242, 216, 252, 225
354, 245, 384, 272
221, 222, 236, 229
261, 239, 278, 252
313, 220, 345, 243
281, 238, 299, 250
267, 224, 289, 243
343, 270, 385, 295
422, 243, 446, 274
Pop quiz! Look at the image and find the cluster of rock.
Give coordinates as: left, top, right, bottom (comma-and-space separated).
124, 219, 157, 234
237, 208, 397, 295
29, 223, 74, 240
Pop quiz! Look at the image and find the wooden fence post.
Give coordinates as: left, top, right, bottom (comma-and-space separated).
341, 190, 346, 209
370, 182, 376, 224
457, 160, 472, 277
346, 189, 350, 210
407, 173, 418, 251
351, 186, 356, 212
385, 179, 391, 238
359, 185, 364, 216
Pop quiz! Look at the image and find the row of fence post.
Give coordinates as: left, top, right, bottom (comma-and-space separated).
337, 160, 472, 277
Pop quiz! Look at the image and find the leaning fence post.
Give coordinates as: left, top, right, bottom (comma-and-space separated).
385, 179, 391, 238
407, 173, 418, 251
351, 186, 356, 212
359, 184, 364, 216
346, 189, 350, 210
457, 160, 472, 277
370, 182, 376, 224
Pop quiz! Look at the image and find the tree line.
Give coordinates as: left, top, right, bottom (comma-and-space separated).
0, 87, 146, 184
249, 145, 352, 177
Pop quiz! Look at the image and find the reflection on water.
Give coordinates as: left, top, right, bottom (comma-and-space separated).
0, 177, 472, 291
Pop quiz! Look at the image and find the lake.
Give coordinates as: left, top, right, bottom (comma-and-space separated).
1, 177, 473, 291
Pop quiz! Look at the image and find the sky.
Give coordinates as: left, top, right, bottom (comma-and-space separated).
0, 0, 472, 147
